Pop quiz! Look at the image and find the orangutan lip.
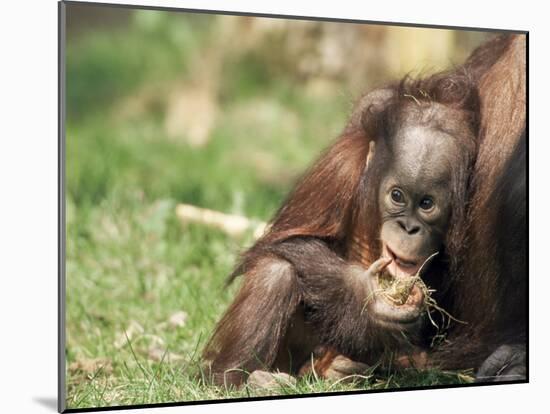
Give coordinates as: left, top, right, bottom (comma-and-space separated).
385, 246, 418, 268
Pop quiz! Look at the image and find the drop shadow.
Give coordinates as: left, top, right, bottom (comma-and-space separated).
33, 396, 58, 412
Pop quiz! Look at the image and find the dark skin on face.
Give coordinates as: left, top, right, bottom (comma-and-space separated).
363, 121, 459, 329
380, 124, 454, 271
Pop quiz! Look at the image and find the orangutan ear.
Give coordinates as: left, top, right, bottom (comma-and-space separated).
347, 88, 394, 172
352, 88, 396, 134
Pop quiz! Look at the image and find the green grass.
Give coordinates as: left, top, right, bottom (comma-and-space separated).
64, 10, 472, 409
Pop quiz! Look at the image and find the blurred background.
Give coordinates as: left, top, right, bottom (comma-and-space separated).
64, 3, 491, 408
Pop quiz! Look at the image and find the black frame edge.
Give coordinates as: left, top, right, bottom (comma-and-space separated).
525, 31, 530, 383
58, 1, 67, 412
62, 379, 528, 413
63, 0, 528, 34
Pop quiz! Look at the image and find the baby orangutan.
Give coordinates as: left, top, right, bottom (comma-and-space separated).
202, 70, 479, 387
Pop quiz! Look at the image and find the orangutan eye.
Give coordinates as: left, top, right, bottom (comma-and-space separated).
419, 197, 434, 211
391, 189, 405, 204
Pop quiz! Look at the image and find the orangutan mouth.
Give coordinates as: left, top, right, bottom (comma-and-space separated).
383, 244, 424, 278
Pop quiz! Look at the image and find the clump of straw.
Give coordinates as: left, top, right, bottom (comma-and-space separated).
377, 272, 421, 306
365, 252, 466, 335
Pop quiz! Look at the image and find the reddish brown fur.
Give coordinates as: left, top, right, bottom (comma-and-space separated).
429, 34, 527, 370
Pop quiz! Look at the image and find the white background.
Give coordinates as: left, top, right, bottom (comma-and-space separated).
0, 0, 546, 413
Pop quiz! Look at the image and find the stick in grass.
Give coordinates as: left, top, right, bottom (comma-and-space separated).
175, 204, 268, 239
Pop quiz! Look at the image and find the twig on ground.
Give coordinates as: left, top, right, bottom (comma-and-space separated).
175, 204, 268, 239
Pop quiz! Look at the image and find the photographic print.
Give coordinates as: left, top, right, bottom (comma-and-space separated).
59, 1, 527, 411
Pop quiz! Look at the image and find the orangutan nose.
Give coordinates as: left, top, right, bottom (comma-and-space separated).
397, 219, 421, 235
